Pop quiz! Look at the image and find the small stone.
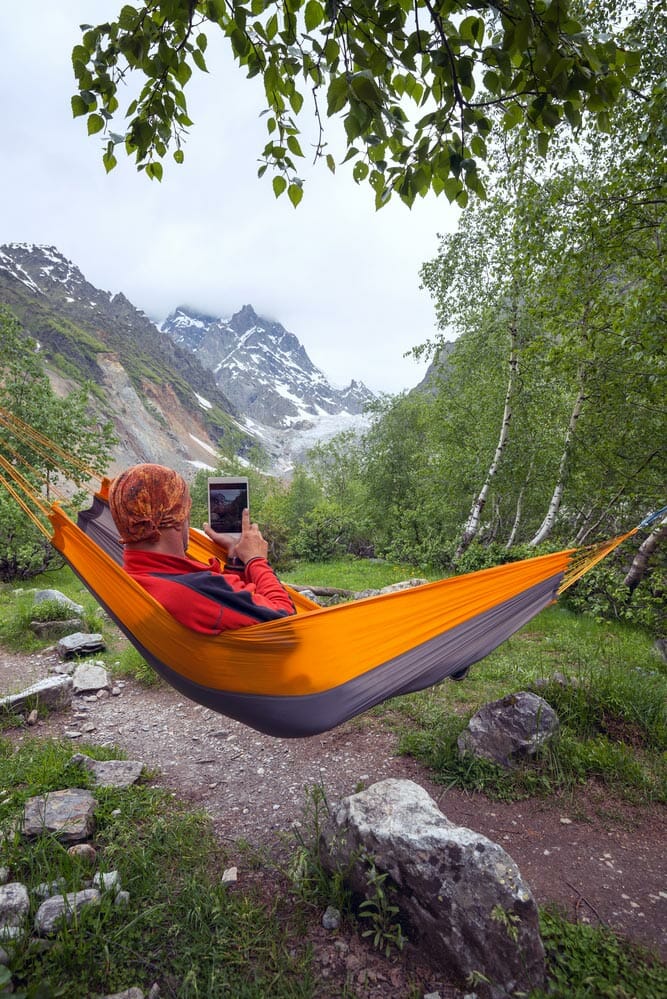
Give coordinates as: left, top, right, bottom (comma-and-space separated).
559, 817, 572, 824
33, 878, 67, 900
322, 905, 341, 930
26, 709, 39, 726
67, 844, 97, 865
221, 867, 237, 885
93, 871, 121, 894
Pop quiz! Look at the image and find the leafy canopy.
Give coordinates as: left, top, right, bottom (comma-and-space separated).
71, 0, 639, 208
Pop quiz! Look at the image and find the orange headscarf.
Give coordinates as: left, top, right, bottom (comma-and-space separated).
108, 463, 192, 544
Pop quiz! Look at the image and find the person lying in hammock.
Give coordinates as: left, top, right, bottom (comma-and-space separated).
108, 463, 295, 634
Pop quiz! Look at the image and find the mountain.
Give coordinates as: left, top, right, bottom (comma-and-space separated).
162, 304, 375, 430
0, 243, 246, 477
162, 304, 377, 472
0, 244, 376, 477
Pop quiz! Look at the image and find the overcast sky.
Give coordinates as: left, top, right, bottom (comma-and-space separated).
1, 4, 460, 394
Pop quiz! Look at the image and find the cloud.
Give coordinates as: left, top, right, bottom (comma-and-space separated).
0, 2, 459, 393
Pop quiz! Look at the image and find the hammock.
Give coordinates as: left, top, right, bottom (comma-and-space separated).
1, 408, 663, 738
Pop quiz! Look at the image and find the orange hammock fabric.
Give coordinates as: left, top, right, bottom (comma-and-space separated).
47, 484, 619, 738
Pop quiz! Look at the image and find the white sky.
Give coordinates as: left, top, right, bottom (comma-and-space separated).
0, 4, 461, 395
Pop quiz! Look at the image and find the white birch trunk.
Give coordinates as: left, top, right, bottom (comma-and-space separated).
455, 326, 519, 558
623, 520, 667, 594
529, 382, 587, 547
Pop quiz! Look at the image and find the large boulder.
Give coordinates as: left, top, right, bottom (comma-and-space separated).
320, 778, 545, 999
457, 691, 559, 768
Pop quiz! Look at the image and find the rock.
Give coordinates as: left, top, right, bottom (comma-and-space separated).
99, 987, 144, 999
34, 889, 101, 936
26, 709, 39, 726
457, 691, 559, 768
30, 618, 84, 639
21, 789, 96, 842
72, 663, 110, 693
67, 844, 97, 865
320, 779, 545, 999
70, 753, 144, 789
221, 867, 237, 885
33, 589, 84, 615
93, 871, 121, 895
354, 578, 429, 599
33, 879, 67, 900
0, 676, 73, 718
57, 633, 106, 659
322, 905, 341, 930
0, 883, 30, 940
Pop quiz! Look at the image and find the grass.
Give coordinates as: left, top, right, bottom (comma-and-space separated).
0, 564, 109, 653
0, 738, 316, 999
282, 556, 437, 591
532, 907, 667, 999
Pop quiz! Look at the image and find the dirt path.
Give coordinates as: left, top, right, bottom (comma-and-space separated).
2, 646, 666, 976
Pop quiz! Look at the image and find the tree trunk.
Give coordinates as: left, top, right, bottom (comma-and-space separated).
529, 380, 587, 547
506, 484, 526, 549
623, 521, 667, 594
455, 316, 519, 559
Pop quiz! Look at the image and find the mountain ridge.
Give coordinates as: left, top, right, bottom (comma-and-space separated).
0, 243, 376, 477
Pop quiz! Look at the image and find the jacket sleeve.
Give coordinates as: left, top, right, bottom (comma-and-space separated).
243, 558, 296, 617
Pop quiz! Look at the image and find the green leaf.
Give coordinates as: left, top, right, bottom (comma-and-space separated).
192, 49, 208, 72
71, 94, 88, 118
176, 60, 192, 86
326, 153, 336, 173
146, 161, 163, 181
327, 74, 349, 116
304, 0, 324, 31
536, 131, 549, 158
352, 161, 369, 183
273, 175, 287, 197
288, 182, 303, 207
173, 148, 184, 163
287, 135, 303, 157
87, 113, 105, 136
102, 149, 117, 173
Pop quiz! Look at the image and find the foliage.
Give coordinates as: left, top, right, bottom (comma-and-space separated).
0, 584, 101, 653
562, 560, 666, 635
113, 643, 162, 687
531, 906, 667, 999
358, 856, 406, 957
0, 307, 117, 583
70, 0, 638, 207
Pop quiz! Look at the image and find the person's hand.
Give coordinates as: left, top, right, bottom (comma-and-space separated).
204, 509, 268, 564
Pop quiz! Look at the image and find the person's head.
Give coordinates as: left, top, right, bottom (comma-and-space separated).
108, 463, 192, 552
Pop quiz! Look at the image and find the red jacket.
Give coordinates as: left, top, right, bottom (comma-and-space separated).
123, 549, 295, 635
